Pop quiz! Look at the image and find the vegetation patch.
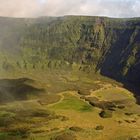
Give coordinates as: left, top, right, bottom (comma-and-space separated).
4, 124, 30, 138
0, 111, 16, 127
0, 133, 8, 140
84, 97, 116, 110
117, 105, 125, 109
30, 109, 51, 117
53, 133, 77, 140
99, 110, 113, 118
38, 94, 61, 105
125, 112, 134, 116
50, 94, 92, 112
69, 126, 83, 132
95, 125, 104, 130
77, 90, 90, 95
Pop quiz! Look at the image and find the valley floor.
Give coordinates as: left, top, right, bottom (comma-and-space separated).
0, 69, 140, 140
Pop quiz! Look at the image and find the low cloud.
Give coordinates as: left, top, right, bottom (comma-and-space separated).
0, 0, 140, 18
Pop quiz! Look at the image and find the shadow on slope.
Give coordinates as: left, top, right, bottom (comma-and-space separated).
0, 78, 44, 103
123, 83, 140, 105
100, 73, 140, 105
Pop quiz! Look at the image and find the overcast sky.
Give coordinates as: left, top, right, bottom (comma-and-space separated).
0, 0, 140, 18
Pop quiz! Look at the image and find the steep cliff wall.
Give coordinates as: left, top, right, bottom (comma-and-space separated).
0, 16, 140, 84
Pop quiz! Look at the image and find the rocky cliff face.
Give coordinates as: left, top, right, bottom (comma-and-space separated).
0, 16, 140, 85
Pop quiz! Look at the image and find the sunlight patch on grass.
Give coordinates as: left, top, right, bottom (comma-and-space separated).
49, 94, 92, 112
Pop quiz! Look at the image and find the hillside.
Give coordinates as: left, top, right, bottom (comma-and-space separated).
0, 16, 140, 140
0, 16, 140, 84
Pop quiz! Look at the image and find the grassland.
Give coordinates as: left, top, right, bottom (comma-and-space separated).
0, 69, 140, 140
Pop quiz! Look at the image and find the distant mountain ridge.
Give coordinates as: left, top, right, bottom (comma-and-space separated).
0, 16, 140, 85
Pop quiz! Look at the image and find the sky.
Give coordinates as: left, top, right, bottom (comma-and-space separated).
0, 0, 140, 18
